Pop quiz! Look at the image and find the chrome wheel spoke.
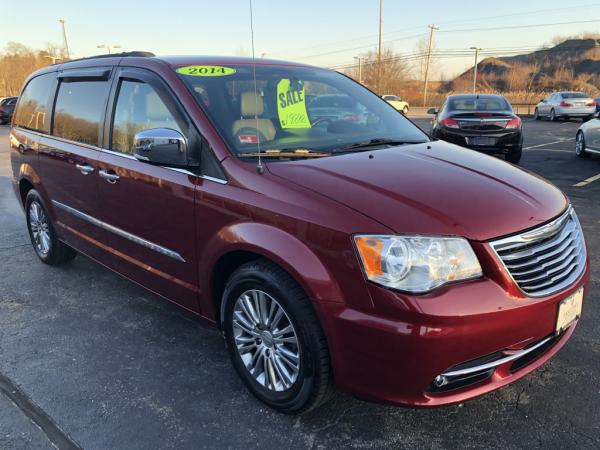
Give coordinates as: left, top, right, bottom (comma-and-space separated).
272, 355, 293, 388
29, 202, 51, 256
240, 294, 260, 326
232, 289, 300, 392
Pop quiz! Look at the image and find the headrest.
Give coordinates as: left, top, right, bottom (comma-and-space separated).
240, 91, 264, 117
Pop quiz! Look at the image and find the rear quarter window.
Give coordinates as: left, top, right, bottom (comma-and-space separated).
53, 80, 111, 146
14, 74, 56, 133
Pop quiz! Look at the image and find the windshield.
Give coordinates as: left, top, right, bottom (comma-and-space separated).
176, 64, 427, 159
448, 96, 511, 112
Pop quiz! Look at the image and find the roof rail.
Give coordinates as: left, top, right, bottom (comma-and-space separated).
61, 51, 155, 64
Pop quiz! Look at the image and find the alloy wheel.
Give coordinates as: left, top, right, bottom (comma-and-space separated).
576, 132, 585, 155
232, 289, 300, 392
29, 201, 51, 256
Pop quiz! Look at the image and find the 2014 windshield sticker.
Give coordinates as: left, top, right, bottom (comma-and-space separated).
176, 66, 236, 76
277, 79, 311, 129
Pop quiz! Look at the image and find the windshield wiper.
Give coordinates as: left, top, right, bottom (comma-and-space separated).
332, 138, 428, 153
238, 148, 330, 158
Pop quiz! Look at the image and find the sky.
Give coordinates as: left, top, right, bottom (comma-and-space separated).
2, 0, 600, 79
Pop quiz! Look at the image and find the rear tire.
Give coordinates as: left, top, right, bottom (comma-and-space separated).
575, 131, 589, 158
222, 259, 332, 414
505, 146, 522, 164
402, 106, 409, 115
25, 190, 77, 265
549, 109, 557, 121
534, 108, 541, 120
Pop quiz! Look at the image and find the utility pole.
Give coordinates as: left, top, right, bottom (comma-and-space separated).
354, 56, 363, 84
58, 19, 70, 59
470, 47, 483, 93
422, 24, 438, 107
377, 0, 383, 93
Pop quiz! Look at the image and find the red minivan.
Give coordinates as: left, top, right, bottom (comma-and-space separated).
10, 52, 589, 413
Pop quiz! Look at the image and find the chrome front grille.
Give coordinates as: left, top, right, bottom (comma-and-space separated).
490, 207, 586, 297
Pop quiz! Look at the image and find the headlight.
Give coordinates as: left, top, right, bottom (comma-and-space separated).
353, 235, 482, 293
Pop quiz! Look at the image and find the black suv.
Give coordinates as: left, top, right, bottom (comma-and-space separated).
0, 96, 18, 124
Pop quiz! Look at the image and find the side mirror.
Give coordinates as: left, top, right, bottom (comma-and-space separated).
133, 128, 189, 167
427, 108, 438, 115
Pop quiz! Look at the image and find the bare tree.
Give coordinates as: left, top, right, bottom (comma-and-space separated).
0, 42, 64, 97
348, 49, 409, 95
414, 35, 439, 81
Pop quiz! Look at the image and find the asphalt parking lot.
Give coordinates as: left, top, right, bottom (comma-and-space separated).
0, 117, 599, 450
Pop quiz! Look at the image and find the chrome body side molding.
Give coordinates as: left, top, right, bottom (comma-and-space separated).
52, 200, 186, 262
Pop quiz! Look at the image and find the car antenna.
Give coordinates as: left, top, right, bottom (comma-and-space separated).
249, 0, 264, 174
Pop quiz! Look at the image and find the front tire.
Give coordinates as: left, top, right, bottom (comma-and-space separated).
25, 190, 77, 265
575, 131, 589, 158
222, 259, 332, 414
505, 146, 522, 164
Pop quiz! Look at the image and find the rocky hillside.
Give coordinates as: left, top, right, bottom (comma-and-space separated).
445, 39, 600, 95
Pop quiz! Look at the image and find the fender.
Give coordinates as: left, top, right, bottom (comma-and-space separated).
199, 222, 346, 322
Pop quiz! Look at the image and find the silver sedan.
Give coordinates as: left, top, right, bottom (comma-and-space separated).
575, 115, 600, 158
534, 91, 596, 122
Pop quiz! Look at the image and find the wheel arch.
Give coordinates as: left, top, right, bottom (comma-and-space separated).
16, 164, 47, 208
201, 222, 345, 325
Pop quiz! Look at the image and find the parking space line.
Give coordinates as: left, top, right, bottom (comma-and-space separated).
524, 140, 570, 150
573, 173, 600, 187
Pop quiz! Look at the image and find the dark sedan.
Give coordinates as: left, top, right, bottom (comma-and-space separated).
0, 96, 18, 124
428, 94, 523, 163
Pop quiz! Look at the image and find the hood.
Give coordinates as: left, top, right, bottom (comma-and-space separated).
267, 141, 567, 241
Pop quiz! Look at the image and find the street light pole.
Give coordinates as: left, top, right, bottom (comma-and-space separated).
354, 56, 362, 84
58, 19, 70, 59
470, 47, 483, 93
97, 44, 122, 54
43, 55, 62, 64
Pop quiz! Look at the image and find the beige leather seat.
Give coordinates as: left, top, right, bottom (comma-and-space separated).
232, 92, 276, 142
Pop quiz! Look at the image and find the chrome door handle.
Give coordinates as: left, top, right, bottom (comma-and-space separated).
99, 169, 120, 184
76, 163, 95, 175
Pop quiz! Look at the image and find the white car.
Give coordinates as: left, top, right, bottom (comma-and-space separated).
382, 95, 409, 114
534, 92, 596, 122
575, 114, 600, 157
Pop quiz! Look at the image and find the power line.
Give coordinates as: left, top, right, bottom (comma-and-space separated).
285, 2, 600, 58
439, 18, 600, 33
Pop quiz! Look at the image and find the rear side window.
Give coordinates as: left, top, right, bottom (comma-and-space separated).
14, 74, 56, 132
111, 80, 182, 154
53, 81, 110, 146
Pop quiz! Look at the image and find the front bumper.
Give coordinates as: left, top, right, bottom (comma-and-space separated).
315, 246, 590, 407
437, 128, 522, 154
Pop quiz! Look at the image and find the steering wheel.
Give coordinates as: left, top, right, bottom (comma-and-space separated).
311, 117, 334, 127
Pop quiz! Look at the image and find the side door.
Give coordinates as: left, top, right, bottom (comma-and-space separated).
584, 117, 600, 150
539, 95, 551, 115
96, 68, 200, 312
39, 68, 113, 264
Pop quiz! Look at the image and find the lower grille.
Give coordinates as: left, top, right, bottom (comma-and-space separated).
428, 333, 561, 393
489, 207, 586, 297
